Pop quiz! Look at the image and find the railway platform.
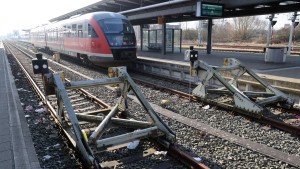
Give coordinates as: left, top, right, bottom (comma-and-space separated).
0, 42, 40, 169
137, 49, 300, 80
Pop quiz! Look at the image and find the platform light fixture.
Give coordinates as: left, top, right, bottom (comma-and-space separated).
294, 19, 299, 28
265, 14, 277, 27
271, 20, 277, 27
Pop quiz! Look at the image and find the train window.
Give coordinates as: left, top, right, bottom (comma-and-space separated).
98, 19, 136, 47
98, 19, 134, 34
88, 24, 98, 38
72, 24, 77, 37
72, 24, 77, 30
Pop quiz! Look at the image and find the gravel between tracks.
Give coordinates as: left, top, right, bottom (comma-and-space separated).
9, 45, 187, 168
7, 52, 82, 168
137, 75, 300, 156
47, 56, 300, 168
10, 45, 300, 168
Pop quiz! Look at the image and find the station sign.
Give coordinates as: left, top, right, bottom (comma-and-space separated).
196, 2, 224, 17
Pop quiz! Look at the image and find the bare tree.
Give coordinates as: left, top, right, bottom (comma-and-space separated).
213, 20, 234, 42
233, 16, 267, 41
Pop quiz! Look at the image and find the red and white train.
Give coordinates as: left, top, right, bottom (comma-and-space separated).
30, 12, 137, 66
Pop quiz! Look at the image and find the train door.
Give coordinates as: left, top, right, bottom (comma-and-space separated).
77, 24, 85, 51
88, 24, 98, 52
66, 25, 72, 54
71, 23, 78, 50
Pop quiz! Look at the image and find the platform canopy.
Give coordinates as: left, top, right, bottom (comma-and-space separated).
49, 0, 167, 22
50, 0, 300, 25
48, 0, 300, 55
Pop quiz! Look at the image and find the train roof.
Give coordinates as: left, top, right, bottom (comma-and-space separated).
85, 12, 127, 20
31, 12, 128, 31
57, 11, 128, 24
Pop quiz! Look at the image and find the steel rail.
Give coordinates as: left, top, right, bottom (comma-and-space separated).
12, 41, 111, 111
161, 71, 300, 115
133, 70, 300, 115
132, 77, 300, 136
4, 42, 78, 146
6, 41, 210, 169
168, 144, 210, 169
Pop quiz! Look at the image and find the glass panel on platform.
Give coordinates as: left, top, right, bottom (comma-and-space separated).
142, 29, 148, 51
174, 29, 182, 53
166, 29, 173, 52
140, 28, 182, 53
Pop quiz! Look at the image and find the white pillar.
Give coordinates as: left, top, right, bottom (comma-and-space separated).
287, 12, 298, 56
266, 14, 274, 48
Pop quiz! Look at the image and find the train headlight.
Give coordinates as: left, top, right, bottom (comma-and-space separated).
32, 53, 49, 74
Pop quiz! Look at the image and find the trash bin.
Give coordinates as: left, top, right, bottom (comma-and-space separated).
265, 47, 287, 63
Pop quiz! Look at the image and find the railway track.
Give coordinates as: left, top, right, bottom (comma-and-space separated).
131, 71, 300, 136
6, 40, 300, 168
4, 41, 207, 169
186, 44, 300, 55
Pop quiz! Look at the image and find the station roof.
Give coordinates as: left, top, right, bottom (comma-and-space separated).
49, 0, 167, 22
50, 0, 300, 25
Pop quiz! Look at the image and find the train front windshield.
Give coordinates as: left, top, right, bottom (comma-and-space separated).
98, 18, 136, 47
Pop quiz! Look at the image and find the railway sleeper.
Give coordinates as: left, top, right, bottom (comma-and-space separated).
32, 58, 176, 168
185, 52, 294, 115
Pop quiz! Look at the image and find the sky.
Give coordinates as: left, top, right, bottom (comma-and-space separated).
272, 13, 295, 29
0, 0, 99, 36
0, 0, 297, 36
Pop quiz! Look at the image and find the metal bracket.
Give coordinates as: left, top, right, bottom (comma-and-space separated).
191, 58, 294, 114
47, 66, 175, 167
